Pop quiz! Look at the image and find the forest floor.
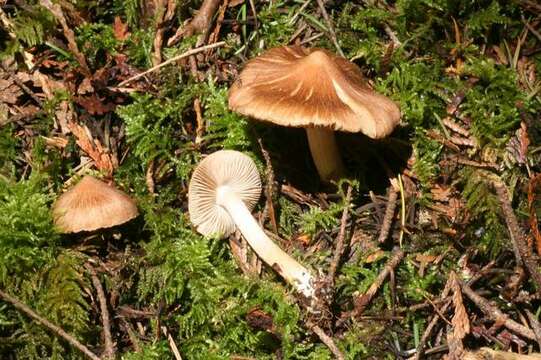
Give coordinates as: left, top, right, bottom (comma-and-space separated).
1, 0, 541, 359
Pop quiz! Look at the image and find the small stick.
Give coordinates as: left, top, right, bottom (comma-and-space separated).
194, 98, 205, 145
353, 248, 405, 317
315, 0, 344, 57
167, 0, 221, 45
120, 318, 141, 352
257, 138, 279, 234
526, 310, 541, 350
145, 159, 156, 194
39, 0, 90, 76
413, 278, 453, 360
118, 42, 226, 86
383, 24, 401, 47
161, 326, 183, 360
86, 264, 115, 359
460, 280, 536, 340
0, 289, 101, 360
310, 323, 345, 360
152, 0, 177, 66
207, 0, 229, 47
328, 185, 353, 284
377, 185, 398, 243
0, 64, 42, 106
442, 117, 469, 137
495, 183, 541, 296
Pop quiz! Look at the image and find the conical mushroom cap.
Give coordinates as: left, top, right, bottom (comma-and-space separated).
229, 46, 400, 139
188, 150, 261, 237
53, 176, 139, 233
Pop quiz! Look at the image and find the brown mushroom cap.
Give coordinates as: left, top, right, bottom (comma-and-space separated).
53, 176, 139, 233
228, 46, 400, 139
188, 150, 261, 237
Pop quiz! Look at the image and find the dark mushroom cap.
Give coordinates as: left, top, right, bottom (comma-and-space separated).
188, 150, 261, 237
229, 45, 400, 139
53, 176, 138, 233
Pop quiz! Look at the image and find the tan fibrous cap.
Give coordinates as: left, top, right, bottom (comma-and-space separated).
229, 46, 401, 139
188, 150, 262, 237
53, 176, 139, 233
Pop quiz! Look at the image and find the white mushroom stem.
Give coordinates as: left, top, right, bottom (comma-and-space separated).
305, 127, 345, 182
216, 186, 315, 297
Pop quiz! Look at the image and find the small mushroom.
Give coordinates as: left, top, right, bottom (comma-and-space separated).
188, 150, 314, 297
228, 45, 401, 182
53, 176, 139, 233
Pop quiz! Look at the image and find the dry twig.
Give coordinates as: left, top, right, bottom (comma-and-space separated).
193, 98, 205, 145
257, 139, 278, 234
0, 289, 102, 360
328, 185, 353, 284
39, 0, 90, 76
352, 248, 405, 317
460, 280, 536, 340
310, 323, 345, 360
118, 42, 226, 86
167, 0, 221, 46
413, 277, 454, 360
377, 184, 398, 243
152, 0, 177, 66
495, 183, 541, 296
161, 326, 183, 360
86, 264, 115, 359
315, 0, 344, 57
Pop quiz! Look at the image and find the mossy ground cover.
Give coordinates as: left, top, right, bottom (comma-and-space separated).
1, 0, 541, 359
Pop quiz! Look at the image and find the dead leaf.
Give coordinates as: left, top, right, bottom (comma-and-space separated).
365, 249, 385, 263
518, 122, 530, 163
113, 16, 129, 41
431, 185, 452, 202
528, 174, 541, 255
0, 78, 22, 104
75, 94, 116, 115
228, 0, 244, 6
415, 253, 438, 277
450, 271, 470, 340
41, 136, 68, 149
77, 77, 94, 95
67, 118, 117, 177
294, 233, 311, 246
246, 308, 275, 333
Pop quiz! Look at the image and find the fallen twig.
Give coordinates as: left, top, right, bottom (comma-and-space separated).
162, 326, 183, 360
120, 318, 141, 353
118, 42, 226, 86
194, 98, 205, 145
526, 310, 541, 350
460, 280, 536, 340
152, 0, 177, 66
167, 0, 221, 46
0, 289, 102, 360
257, 138, 279, 234
352, 248, 405, 318
413, 276, 454, 360
315, 0, 344, 57
495, 183, 541, 296
310, 323, 345, 360
207, 0, 229, 48
377, 184, 398, 243
86, 264, 115, 359
328, 185, 353, 285
39, 0, 90, 76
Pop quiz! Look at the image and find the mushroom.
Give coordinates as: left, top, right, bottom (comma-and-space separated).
53, 176, 139, 233
228, 45, 401, 182
188, 150, 314, 297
